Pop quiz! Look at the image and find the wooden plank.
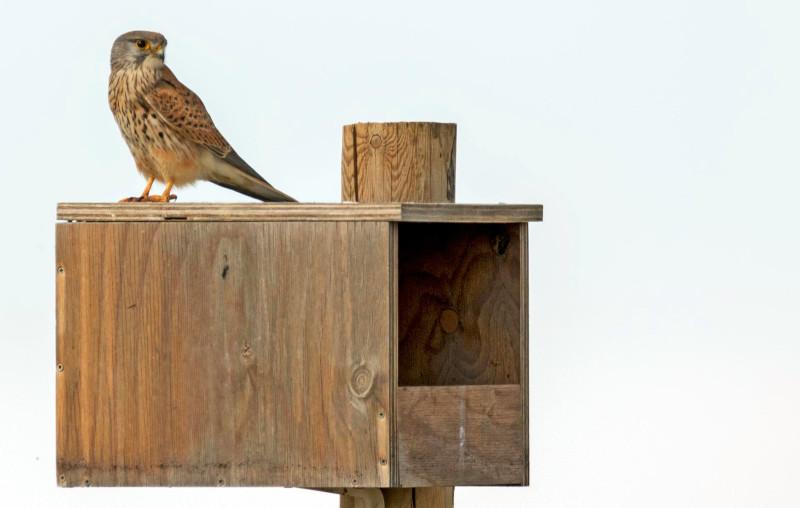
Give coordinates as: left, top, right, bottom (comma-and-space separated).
389, 223, 400, 488
56, 203, 543, 224
56, 221, 391, 487
56, 203, 403, 222
398, 223, 521, 386
400, 203, 541, 223
396, 385, 523, 486
520, 223, 530, 486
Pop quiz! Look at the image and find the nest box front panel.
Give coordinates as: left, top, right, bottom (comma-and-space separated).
56, 221, 391, 488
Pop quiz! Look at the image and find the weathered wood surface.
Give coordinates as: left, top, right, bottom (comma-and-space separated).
56, 221, 391, 487
398, 223, 521, 386
341, 122, 459, 507
342, 123, 456, 203
396, 385, 523, 486
56, 203, 542, 223
520, 223, 530, 486
339, 487, 454, 508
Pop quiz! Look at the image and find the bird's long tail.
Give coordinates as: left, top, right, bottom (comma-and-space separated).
210, 174, 296, 202
209, 151, 296, 202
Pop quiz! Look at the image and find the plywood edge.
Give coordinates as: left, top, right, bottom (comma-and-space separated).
56, 203, 403, 222
519, 223, 530, 486
56, 203, 543, 223
399, 204, 542, 223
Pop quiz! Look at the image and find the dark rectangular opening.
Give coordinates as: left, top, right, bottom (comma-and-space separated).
397, 223, 522, 386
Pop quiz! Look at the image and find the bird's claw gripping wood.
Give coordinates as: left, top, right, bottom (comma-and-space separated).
118, 194, 177, 202
118, 177, 176, 202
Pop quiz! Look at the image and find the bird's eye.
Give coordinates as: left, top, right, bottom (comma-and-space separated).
135, 39, 150, 50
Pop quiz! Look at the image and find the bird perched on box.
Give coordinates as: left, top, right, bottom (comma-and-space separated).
108, 30, 295, 202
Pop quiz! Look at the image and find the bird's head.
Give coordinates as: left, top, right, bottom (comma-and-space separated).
110, 31, 167, 71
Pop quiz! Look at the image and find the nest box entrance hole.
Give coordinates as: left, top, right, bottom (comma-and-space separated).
397, 222, 523, 387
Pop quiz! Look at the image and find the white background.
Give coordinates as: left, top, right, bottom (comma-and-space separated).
1, 0, 798, 506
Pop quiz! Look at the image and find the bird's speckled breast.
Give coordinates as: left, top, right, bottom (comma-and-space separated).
108, 67, 198, 184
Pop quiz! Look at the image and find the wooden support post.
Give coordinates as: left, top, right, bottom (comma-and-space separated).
342, 122, 456, 203
341, 122, 457, 507
339, 487, 455, 508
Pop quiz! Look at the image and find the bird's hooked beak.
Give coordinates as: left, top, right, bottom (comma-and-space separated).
150, 44, 164, 61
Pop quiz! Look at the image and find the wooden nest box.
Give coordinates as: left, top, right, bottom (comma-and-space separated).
56, 123, 542, 500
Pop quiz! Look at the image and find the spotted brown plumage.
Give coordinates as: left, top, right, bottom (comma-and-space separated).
108, 30, 295, 202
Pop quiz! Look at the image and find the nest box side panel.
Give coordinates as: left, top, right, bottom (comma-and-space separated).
55, 221, 391, 488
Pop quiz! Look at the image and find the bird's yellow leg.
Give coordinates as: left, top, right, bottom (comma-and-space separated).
162, 180, 177, 201
119, 176, 156, 202
141, 179, 177, 202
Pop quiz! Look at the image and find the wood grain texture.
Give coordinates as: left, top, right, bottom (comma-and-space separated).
342, 124, 357, 202
397, 385, 523, 486
56, 221, 391, 488
395, 487, 454, 508
341, 123, 456, 203
398, 223, 521, 386
429, 123, 456, 203
339, 487, 454, 508
56, 203, 542, 224
339, 124, 458, 506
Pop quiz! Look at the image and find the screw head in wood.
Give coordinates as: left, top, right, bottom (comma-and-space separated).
59, 474, 66, 482
370, 134, 382, 148
84, 478, 90, 487
57, 364, 64, 372
380, 458, 387, 466
57, 266, 64, 275
351, 477, 359, 486
378, 411, 385, 419
218, 478, 225, 486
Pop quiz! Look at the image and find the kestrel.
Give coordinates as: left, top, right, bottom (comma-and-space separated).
108, 30, 295, 202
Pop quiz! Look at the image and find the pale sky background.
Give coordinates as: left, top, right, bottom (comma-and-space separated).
1, 0, 799, 506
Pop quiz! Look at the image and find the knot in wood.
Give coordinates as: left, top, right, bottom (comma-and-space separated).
370, 134, 382, 148
240, 343, 253, 362
349, 364, 374, 398
491, 233, 511, 256
440, 309, 459, 334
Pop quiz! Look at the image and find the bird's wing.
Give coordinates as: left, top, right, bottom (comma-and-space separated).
143, 66, 269, 184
